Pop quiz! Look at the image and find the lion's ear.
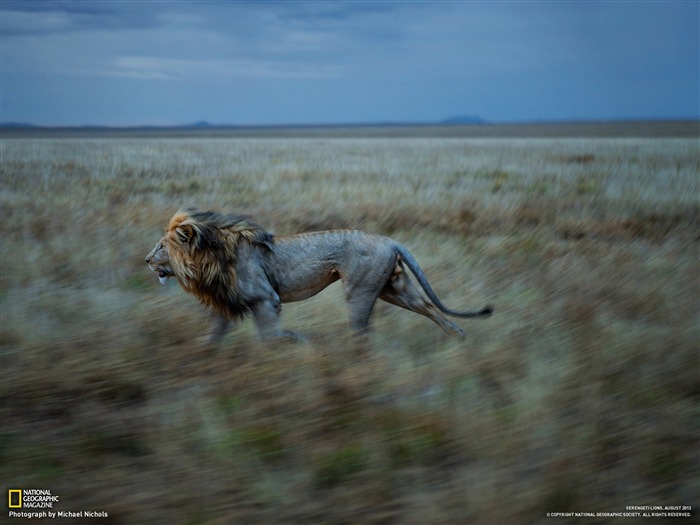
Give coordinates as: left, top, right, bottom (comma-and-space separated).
176, 224, 196, 245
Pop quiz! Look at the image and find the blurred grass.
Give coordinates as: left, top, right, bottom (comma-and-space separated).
1, 130, 699, 523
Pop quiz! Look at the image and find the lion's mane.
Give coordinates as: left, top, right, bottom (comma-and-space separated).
165, 208, 273, 318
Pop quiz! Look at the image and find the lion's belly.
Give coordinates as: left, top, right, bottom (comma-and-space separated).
276, 267, 340, 302
269, 230, 395, 303
269, 232, 355, 302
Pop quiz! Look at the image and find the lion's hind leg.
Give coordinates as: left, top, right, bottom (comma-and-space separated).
341, 290, 383, 357
341, 257, 396, 334
379, 266, 466, 337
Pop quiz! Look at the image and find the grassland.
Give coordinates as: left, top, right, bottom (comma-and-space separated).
1, 125, 698, 524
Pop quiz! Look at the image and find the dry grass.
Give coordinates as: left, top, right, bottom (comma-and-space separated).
1, 128, 699, 524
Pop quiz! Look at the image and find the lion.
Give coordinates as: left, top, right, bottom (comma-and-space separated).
146, 209, 492, 342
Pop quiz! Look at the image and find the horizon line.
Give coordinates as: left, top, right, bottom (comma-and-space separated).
2, 116, 700, 130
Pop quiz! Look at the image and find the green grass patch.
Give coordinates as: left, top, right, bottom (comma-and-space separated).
313, 444, 370, 488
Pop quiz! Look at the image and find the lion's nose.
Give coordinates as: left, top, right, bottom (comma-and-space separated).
145, 256, 151, 263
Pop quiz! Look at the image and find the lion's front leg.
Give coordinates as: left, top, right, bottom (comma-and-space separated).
252, 298, 305, 342
208, 314, 231, 345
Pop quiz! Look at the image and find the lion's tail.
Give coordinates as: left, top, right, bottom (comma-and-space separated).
394, 244, 493, 319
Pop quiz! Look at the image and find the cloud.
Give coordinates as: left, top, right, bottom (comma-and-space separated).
1, 0, 697, 125
105, 56, 340, 81
0, 1, 160, 35
1, 9, 76, 35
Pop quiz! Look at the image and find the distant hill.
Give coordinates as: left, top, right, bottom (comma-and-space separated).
2, 119, 698, 138
0, 121, 217, 129
184, 121, 215, 128
0, 122, 35, 128
1, 118, 491, 129
441, 115, 486, 125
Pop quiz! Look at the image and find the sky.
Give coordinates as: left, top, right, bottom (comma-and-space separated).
1, 0, 698, 126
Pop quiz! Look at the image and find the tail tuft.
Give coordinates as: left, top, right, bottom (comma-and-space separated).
479, 305, 494, 317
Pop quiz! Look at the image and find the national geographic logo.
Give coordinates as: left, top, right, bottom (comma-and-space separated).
8, 490, 21, 508
8, 489, 58, 508
7, 489, 109, 519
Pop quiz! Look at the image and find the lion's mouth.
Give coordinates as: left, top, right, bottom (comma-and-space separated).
153, 267, 172, 285
158, 269, 172, 284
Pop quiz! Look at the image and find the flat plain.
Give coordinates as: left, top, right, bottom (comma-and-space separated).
1, 123, 698, 524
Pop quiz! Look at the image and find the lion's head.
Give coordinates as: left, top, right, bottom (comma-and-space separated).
145, 237, 172, 284
146, 208, 274, 317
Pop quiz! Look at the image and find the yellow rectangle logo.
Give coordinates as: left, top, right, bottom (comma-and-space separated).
8, 489, 22, 508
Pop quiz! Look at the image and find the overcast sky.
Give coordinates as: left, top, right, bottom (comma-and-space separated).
1, 0, 698, 126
